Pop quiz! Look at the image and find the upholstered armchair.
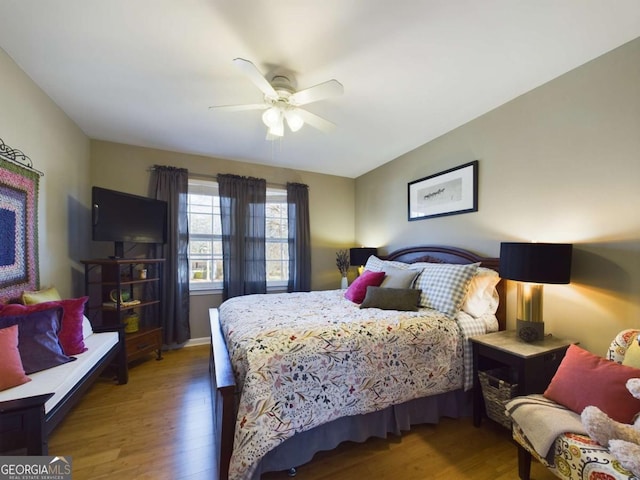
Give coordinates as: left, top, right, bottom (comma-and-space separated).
509, 329, 640, 480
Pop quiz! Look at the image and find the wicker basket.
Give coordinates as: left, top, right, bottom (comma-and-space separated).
478, 367, 519, 428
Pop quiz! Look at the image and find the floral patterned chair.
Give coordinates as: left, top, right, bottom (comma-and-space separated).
511, 329, 640, 480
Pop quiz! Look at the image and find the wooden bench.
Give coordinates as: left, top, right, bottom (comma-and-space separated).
0, 321, 127, 455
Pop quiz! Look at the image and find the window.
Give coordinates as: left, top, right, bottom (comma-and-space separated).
187, 180, 223, 290
187, 179, 288, 290
265, 189, 289, 287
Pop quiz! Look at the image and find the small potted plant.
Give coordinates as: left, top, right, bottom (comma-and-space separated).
336, 249, 350, 288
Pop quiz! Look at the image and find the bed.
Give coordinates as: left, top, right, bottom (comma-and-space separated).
209, 245, 506, 480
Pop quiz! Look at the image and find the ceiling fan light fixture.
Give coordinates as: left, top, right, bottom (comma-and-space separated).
262, 107, 281, 128
267, 118, 284, 137
211, 59, 344, 139
284, 109, 304, 132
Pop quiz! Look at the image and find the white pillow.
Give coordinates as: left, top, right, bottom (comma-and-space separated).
462, 267, 500, 318
82, 315, 94, 339
380, 265, 421, 289
413, 262, 480, 317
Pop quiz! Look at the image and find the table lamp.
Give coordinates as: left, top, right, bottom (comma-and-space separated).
499, 242, 572, 342
349, 247, 377, 275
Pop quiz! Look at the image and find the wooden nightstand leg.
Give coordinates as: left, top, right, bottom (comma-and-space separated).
473, 387, 483, 427
472, 343, 483, 427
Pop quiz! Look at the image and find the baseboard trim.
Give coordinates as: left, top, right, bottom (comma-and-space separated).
184, 336, 211, 347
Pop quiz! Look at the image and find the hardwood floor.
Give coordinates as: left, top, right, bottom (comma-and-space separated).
49, 345, 217, 479
49, 345, 557, 480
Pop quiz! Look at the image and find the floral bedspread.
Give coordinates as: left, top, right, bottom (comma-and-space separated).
219, 290, 480, 480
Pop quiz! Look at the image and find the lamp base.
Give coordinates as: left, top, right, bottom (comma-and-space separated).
517, 320, 544, 342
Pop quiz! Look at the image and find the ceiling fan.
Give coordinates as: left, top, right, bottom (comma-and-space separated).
210, 58, 344, 140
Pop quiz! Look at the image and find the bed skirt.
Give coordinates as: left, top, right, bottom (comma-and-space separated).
253, 388, 472, 478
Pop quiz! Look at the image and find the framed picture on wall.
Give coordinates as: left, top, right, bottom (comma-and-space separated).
408, 160, 478, 221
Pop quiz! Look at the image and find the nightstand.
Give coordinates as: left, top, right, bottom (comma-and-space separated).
471, 330, 574, 427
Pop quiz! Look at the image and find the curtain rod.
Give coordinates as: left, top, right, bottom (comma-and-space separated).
0, 138, 44, 177
148, 167, 289, 189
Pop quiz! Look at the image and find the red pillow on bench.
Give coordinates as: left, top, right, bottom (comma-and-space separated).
544, 344, 640, 424
0, 296, 89, 355
0, 324, 31, 391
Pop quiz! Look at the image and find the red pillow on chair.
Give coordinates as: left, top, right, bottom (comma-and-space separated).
544, 344, 640, 423
344, 270, 385, 304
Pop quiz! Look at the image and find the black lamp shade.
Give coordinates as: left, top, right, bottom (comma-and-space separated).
349, 247, 377, 266
499, 242, 572, 284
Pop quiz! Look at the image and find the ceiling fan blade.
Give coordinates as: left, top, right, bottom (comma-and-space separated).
233, 58, 277, 98
290, 79, 344, 106
208, 103, 268, 112
295, 109, 336, 133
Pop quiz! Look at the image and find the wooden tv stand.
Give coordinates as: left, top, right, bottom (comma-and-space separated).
126, 326, 163, 363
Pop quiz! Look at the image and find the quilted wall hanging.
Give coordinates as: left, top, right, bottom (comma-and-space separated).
0, 138, 43, 302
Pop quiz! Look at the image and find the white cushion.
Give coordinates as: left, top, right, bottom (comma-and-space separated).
379, 265, 420, 288
82, 315, 94, 339
0, 330, 118, 413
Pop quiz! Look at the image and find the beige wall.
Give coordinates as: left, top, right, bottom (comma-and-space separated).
4, 35, 638, 352
90, 140, 355, 338
355, 38, 640, 355
0, 48, 90, 299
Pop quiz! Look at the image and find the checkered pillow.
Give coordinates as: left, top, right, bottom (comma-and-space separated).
413, 262, 480, 317
364, 255, 416, 272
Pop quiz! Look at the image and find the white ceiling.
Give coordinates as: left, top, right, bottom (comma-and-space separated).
1, 1, 639, 178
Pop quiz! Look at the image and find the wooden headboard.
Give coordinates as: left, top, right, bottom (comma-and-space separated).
383, 245, 505, 331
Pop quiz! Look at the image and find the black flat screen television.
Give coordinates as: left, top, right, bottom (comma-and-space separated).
92, 186, 167, 258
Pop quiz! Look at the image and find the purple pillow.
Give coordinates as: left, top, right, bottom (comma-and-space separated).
0, 296, 89, 355
0, 307, 75, 374
344, 270, 386, 304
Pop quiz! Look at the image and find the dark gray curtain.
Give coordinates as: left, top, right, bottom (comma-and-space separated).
287, 182, 311, 292
218, 174, 267, 300
149, 165, 190, 346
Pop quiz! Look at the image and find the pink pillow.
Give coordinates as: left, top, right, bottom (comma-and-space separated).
0, 324, 31, 391
344, 270, 386, 304
544, 344, 640, 423
0, 296, 89, 355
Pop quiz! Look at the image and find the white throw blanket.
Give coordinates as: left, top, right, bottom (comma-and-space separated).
506, 394, 588, 463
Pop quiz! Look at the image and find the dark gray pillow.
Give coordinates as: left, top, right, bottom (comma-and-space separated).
359, 286, 421, 311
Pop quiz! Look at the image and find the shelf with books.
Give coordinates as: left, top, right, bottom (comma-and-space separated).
81, 258, 165, 364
